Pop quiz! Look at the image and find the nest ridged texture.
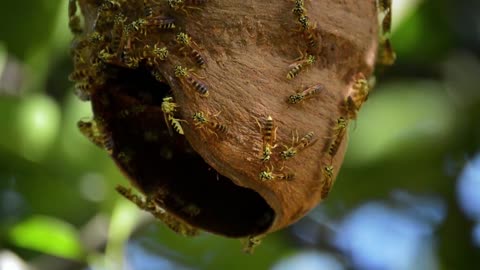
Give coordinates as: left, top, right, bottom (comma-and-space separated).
70, 0, 379, 238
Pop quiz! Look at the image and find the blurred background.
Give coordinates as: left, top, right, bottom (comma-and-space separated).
1, 0, 479, 269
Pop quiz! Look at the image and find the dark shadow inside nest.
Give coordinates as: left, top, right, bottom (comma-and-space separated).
91, 64, 275, 237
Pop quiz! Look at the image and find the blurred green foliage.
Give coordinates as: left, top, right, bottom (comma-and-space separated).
1, 0, 479, 269
8, 215, 85, 260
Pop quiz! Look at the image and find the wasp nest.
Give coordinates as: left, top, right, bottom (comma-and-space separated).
69, 0, 394, 244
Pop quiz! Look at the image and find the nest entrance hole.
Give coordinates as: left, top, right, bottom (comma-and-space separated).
96, 65, 275, 237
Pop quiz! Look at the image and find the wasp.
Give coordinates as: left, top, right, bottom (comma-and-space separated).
93, 0, 120, 32
68, 0, 83, 35
68, 68, 91, 82
127, 18, 148, 36
192, 111, 207, 123
174, 65, 209, 97
298, 131, 315, 150
298, 14, 311, 31
73, 81, 94, 101
147, 44, 169, 66
143, 0, 155, 18
281, 130, 315, 160
258, 166, 275, 181
161, 97, 185, 136
304, 23, 322, 55
260, 145, 274, 162
98, 48, 116, 64
98, 15, 127, 65
88, 31, 105, 44
287, 54, 315, 80
72, 49, 86, 65
115, 185, 200, 237
261, 116, 276, 143
378, 39, 396, 66
70, 60, 104, 88
68, 15, 83, 36
122, 42, 142, 68
122, 54, 140, 69
90, 55, 105, 69
377, 0, 396, 65
280, 145, 297, 161
258, 166, 294, 182
124, 44, 168, 68
151, 44, 169, 60
146, 16, 176, 30
71, 59, 104, 84
160, 211, 200, 236
292, 0, 306, 17
151, 70, 165, 82
121, 23, 148, 67
111, 14, 127, 53
321, 165, 334, 198
77, 118, 113, 154
327, 117, 348, 159
256, 116, 278, 162
193, 111, 228, 136
115, 185, 146, 210
242, 235, 265, 254
287, 83, 323, 104
176, 32, 206, 68
116, 150, 135, 173
343, 73, 370, 120
101, 0, 121, 11
167, 0, 183, 10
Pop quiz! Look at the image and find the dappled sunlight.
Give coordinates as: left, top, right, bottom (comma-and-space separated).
0, 250, 30, 270
105, 200, 143, 270
456, 153, 480, 220
125, 241, 193, 270
457, 152, 480, 250
288, 191, 446, 270
392, 0, 424, 32
333, 201, 441, 270
78, 173, 107, 203
272, 251, 344, 270
390, 190, 446, 225
9, 95, 61, 162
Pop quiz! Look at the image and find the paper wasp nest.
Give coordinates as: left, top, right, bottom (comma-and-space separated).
69, 0, 394, 240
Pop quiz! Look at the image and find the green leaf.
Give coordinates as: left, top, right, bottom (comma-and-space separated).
8, 215, 85, 260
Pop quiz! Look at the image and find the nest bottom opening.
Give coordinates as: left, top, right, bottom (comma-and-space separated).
93, 65, 274, 237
